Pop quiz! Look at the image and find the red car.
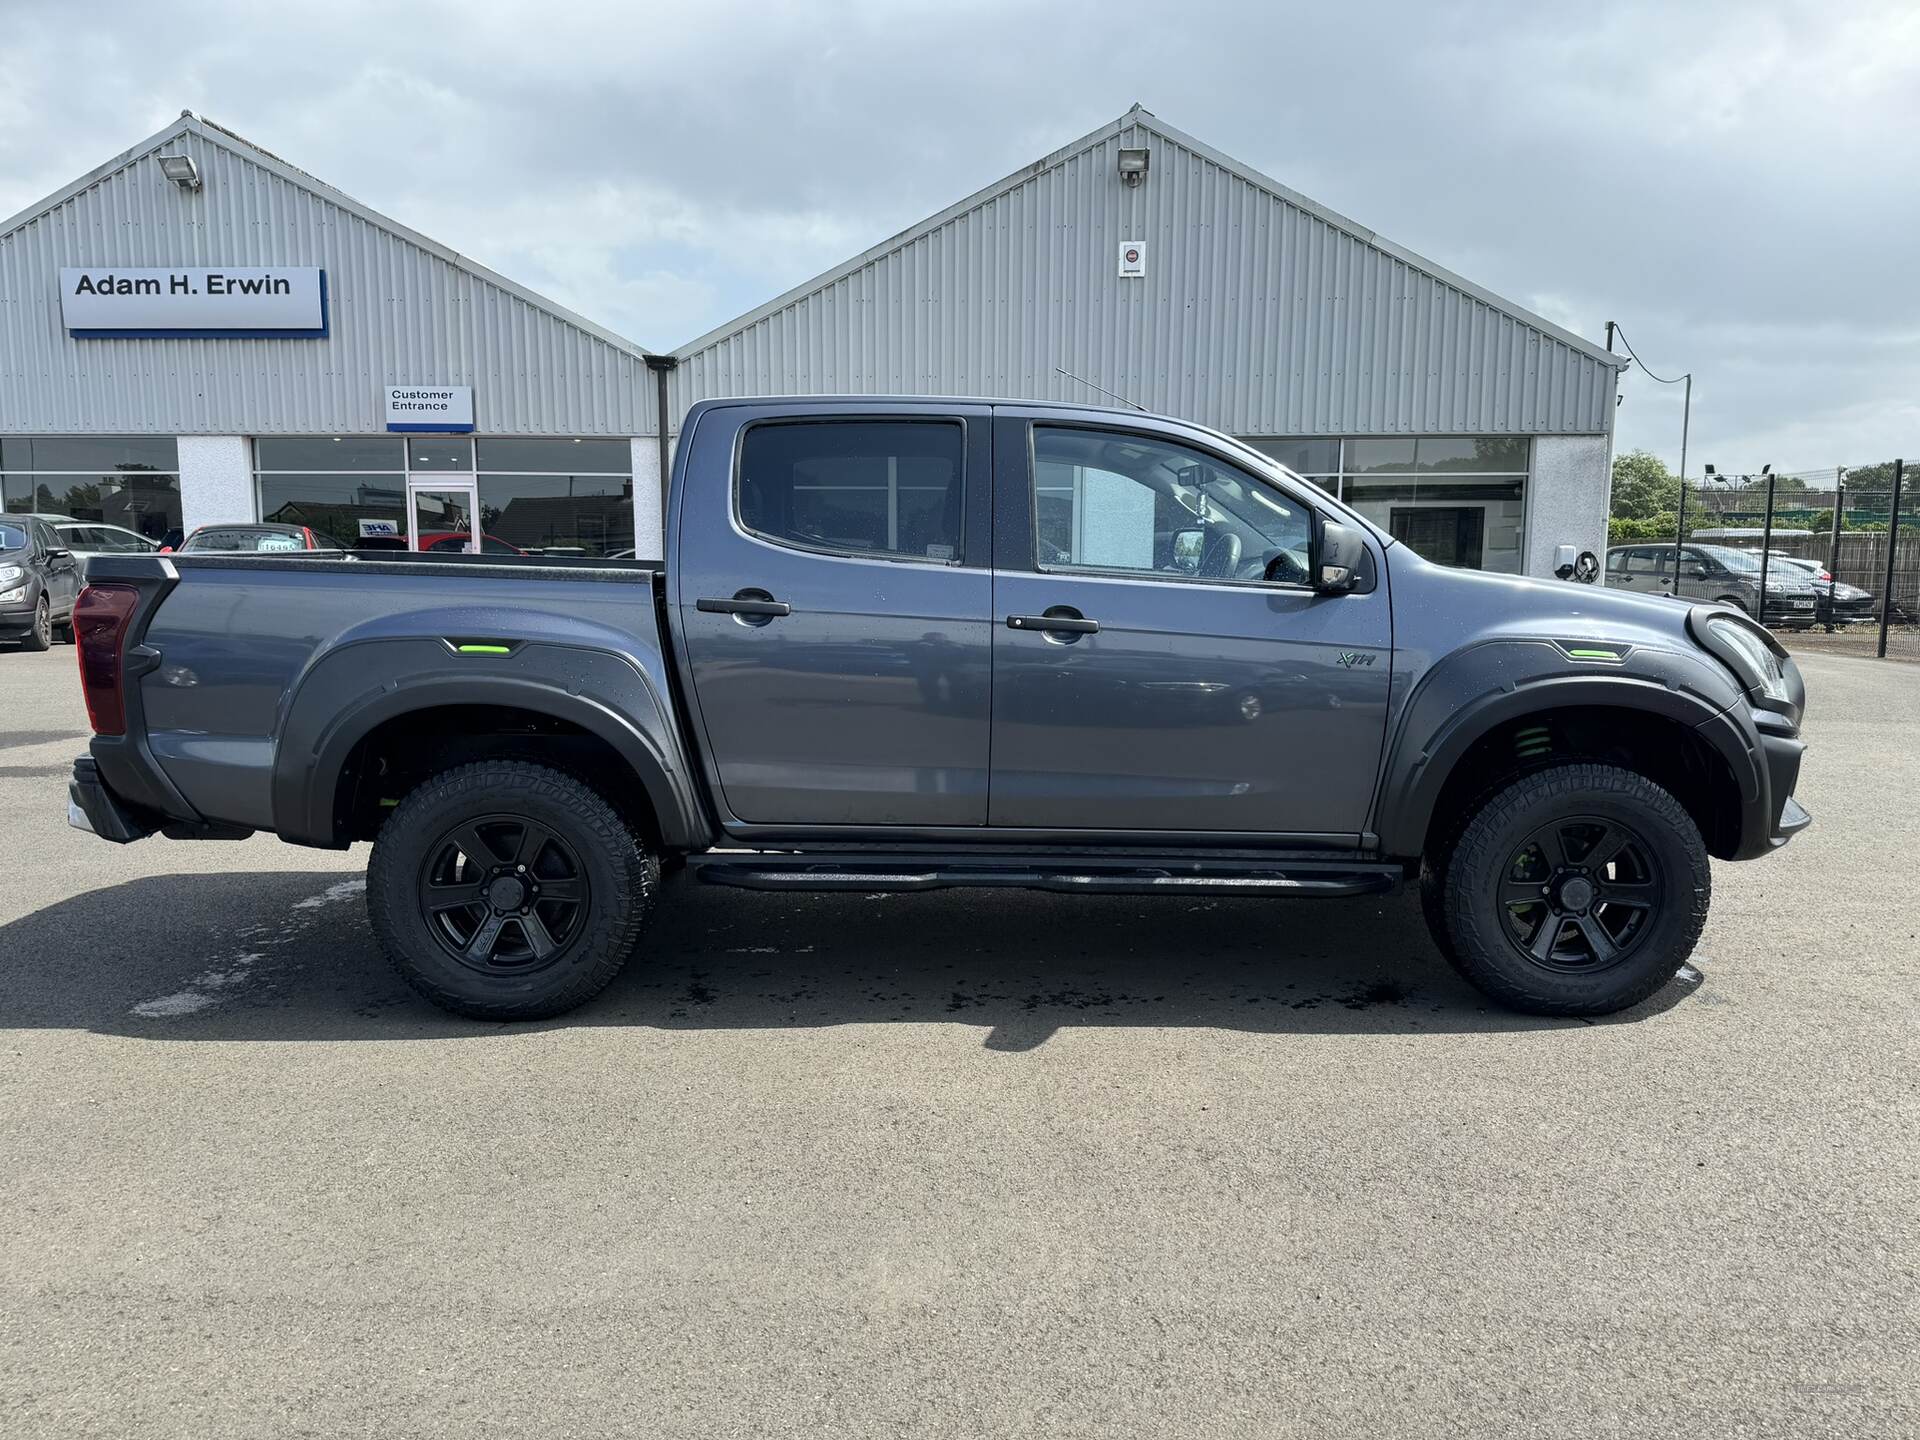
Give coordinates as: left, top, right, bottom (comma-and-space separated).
416, 531, 526, 555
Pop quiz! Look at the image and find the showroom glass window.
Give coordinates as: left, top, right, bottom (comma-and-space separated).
255, 438, 635, 555
254, 438, 408, 549
1342, 437, 1530, 573
0, 437, 182, 543
475, 439, 634, 558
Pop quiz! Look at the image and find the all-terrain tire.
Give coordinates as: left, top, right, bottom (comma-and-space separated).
367, 760, 657, 1020
1436, 762, 1710, 1016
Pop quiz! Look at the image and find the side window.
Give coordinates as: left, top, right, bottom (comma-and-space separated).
1032, 426, 1313, 585
737, 420, 964, 563
34, 520, 58, 554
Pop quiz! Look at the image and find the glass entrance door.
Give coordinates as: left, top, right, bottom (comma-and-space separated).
406, 477, 479, 553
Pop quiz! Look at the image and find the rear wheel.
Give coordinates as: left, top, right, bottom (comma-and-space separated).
20, 596, 52, 652
367, 759, 657, 1020
1432, 763, 1710, 1016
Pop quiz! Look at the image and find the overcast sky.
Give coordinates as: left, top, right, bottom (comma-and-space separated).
2, 0, 1915, 474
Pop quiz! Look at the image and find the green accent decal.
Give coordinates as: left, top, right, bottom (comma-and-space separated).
1567, 647, 1621, 661
456, 643, 512, 656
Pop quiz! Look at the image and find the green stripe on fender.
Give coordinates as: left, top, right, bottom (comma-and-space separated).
455, 643, 512, 656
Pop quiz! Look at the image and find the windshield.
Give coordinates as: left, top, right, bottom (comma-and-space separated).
186, 528, 304, 552
1699, 545, 1765, 573
0, 523, 27, 551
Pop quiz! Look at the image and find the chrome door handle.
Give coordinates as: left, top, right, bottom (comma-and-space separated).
1007, 613, 1098, 634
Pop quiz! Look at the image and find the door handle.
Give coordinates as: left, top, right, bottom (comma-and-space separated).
1007, 612, 1099, 635
697, 594, 791, 617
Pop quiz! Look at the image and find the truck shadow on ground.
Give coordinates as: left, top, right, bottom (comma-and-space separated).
0, 868, 1704, 1047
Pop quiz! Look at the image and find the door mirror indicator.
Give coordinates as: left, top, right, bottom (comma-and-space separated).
1314, 521, 1365, 594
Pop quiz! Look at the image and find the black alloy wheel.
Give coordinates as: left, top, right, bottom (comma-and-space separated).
419, 815, 590, 974
1497, 816, 1663, 973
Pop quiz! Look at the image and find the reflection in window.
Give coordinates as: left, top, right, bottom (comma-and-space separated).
1033, 427, 1311, 584
738, 421, 964, 563
0, 435, 181, 542
478, 475, 633, 557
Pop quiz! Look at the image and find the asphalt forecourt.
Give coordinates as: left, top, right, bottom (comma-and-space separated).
1, 644, 1913, 1437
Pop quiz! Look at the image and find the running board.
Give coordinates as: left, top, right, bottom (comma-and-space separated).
689, 852, 1402, 898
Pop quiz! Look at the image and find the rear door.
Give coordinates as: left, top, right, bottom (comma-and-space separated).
673, 403, 994, 829
987, 413, 1392, 840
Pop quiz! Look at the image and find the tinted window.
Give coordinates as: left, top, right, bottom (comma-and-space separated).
478, 474, 631, 557
0, 436, 178, 473
477, 438, 630, 474
738, 421, 964, 563
254, 438, 405, 471
1033, 426, 1313, 585
0, 523, 26, 550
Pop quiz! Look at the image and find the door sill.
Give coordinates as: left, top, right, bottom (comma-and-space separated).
688, 850, 1401, 898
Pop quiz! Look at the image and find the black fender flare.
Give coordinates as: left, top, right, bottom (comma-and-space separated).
271, 639, 710, 850
1371, 645, 1759, 859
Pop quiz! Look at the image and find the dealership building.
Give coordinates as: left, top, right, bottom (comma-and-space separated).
1, 107, 1623, 571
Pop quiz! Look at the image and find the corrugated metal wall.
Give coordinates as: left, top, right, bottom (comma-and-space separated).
0, 123, 655, 436
671, 114, 1616, 438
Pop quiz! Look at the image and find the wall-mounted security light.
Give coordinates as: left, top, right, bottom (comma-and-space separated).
157, 153, 201, 191
1117, 146, 1150, 187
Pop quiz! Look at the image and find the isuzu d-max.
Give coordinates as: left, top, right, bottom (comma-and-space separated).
66, 398, 1810, 1020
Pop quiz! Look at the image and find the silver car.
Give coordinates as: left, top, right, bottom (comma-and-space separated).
1606, 543, 1818, 628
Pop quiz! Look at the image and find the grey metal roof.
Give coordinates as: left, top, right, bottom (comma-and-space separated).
0, 114, 658, 436
670, 105, 1622, 438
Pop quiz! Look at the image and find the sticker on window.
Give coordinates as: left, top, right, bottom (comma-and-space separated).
256, 534, 303, 551
925, 543, 954, 561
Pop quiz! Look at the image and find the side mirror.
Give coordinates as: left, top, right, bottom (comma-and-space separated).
1314, 520, 1365, 594
47, 547, 72, 561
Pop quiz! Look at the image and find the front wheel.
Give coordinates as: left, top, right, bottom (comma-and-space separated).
367, 760, 658, 1020
20, 596, 52, 652
1431, 763, 1710, 1016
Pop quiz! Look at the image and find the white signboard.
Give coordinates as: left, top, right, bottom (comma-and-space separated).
383, 385, 475, 433
357, 518, 401, 539
60, 267, 326, 337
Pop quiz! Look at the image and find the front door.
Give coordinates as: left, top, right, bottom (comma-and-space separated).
406, 478, 479, 554
674, 405, 995, 829
989, 417, 1392, 839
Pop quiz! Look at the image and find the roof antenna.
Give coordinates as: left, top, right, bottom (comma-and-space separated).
1054, 365, 1147, 412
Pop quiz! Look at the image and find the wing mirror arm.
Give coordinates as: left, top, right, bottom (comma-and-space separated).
1312, 519, 1365, 595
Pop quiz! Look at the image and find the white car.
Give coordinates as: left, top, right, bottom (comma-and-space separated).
52, 521, 162, 555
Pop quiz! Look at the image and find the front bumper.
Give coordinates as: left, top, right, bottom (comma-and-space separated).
1760, 728, 1811, 851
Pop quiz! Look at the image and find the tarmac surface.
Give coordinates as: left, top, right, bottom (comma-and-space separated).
1, 644, 1914, 1437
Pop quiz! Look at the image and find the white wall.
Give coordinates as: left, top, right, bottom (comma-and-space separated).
176, 436, 254, 534
1524, 435, 1611, 580
630, 436, 663, 560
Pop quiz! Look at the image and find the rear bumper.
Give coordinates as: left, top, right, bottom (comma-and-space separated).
68, 755, 158, 843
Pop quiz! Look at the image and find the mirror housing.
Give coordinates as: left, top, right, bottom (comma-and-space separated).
1313, 520, 1365, 594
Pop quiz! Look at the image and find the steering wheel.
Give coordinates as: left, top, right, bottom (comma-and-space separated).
1199, 529, 1242, 579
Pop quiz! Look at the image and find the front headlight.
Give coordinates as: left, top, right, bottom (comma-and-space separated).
0, 586, 25, 604
0, 564, 22, 586
1706, 614, 1790, 703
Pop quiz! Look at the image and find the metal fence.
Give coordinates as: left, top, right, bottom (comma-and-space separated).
1614, 459, 1916, 661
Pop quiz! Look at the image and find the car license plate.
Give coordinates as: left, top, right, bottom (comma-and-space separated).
1790, 598, 1813, 608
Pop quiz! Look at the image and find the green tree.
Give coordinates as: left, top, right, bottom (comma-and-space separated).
1610, 449, 1681, 520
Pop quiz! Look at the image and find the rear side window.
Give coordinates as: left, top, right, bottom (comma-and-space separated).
737, 421, 964, 563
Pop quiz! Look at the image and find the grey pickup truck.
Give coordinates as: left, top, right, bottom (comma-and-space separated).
68, 398, 1810, 1020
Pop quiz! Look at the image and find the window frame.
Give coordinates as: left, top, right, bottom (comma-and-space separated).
731, 416, 972, 569
1025, 420, 1321, 593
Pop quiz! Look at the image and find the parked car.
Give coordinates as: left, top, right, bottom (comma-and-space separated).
0, 513, 81, 650
417, 530, 526, 555
52, 522, 163, 556
68, 398, 1810, 1023
1605, 543, 1818, 628
175, 523, 323, 554
1763, 553, 1877, 627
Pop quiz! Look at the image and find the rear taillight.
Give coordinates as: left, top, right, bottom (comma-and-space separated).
73, 584, 141, 736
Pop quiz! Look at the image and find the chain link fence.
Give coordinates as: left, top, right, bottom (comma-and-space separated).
1610, 459, 1917, 661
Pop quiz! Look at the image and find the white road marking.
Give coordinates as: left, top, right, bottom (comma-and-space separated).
131, 878, 367, 1019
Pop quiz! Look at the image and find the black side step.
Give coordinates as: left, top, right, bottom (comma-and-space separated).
688, 852, 1401, 899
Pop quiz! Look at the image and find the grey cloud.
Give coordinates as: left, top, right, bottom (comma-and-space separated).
1, 0, 1914, 470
